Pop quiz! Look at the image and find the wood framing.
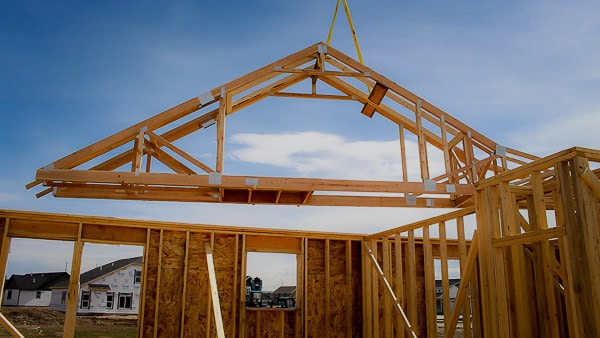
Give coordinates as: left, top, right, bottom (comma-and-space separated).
6, 41, 599, 337
26, 42, 536, 208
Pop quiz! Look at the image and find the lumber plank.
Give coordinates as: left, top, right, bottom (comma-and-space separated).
64, 224, 84, 338
205, 242, 225, 338
423, 226, 437, 336
439, 222, 450, 330
445, 230, 479, 338
0, 312, 24, 338
364, 242, 418, 338
456, 217, 472, 337
360, 82, 388, 118
37, 169, 475, 194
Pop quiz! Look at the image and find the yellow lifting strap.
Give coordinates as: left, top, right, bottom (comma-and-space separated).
326, 0, 365, 66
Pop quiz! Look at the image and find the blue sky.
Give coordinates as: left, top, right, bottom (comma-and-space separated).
1, 1, 599, 290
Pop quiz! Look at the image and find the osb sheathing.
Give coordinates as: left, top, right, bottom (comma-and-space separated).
142, 232, 363, 337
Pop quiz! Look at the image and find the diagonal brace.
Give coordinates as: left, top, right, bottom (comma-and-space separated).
364, 242, 418, 338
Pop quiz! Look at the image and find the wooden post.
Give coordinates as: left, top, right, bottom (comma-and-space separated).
415, 99, 430, 180
153, 229, 164, 338
232, 235, 239, 338
180, 231, 190, 337
440, 116, 452, 181
325, 239, 331, 337
240, 235, 248, 337
499, 181, 532, 337
0, 219, 11, 302
64, 224, 84, 338
0, 219, 24, 338
406, 230, 417, 335
345, 240, 353, 338
531, 171, 560, 338
558, 158, 600, 337
394, 234, 405, 338
399, 123, 408, 183
423, 225, 436, 336
216, 87, 229, 173
137, 229, 151, 336
456, 217, 472, 337
363, 238, 372, 337
370, 239, 379, 337
439, 221, 450, 330
382, 238, 392, 337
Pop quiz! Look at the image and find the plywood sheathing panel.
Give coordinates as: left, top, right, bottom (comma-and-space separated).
182, 232, 210, 337
329, 240, 348, 336
157, 230, 186, 337
351, 240, 363, 337
213, 234, 238, 337
306, 239, 326, 336
142, 229, 161, 338
304, 238, 362, 337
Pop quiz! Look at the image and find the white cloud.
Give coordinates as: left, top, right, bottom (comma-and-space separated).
510, 110, 600, 156
229, 131, 447, 181
0, 192, 19, 202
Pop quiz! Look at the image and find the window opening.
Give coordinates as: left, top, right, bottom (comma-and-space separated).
245, 252, 297, 308
106, 292, 114, 309
80, 291, 90, 309
118, 293, 133, 309
134, 269, 142, 284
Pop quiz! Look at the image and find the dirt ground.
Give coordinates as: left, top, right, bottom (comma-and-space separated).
0, 307, 137, 337
0, 307, 463, 337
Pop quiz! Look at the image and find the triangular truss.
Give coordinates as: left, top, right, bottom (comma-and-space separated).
27, 42, 537, 207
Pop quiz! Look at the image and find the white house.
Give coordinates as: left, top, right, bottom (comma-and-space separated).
2, 272, 70, 307
50, 256, 142, 315
435, 278, 461, 315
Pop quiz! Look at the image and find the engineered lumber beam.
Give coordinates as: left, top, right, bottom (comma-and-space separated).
37, 169, 475, 194
245, 235, 302, 254
0, 209, 364, 240
50, 186, 461, 207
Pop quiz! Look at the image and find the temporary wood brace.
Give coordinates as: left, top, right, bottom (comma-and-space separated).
364, 242, 418, 338
205, 242, 226, 338
0, 312, 24, 338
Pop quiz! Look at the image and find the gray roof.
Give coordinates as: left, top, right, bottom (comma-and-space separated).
273, 286, 296, 294
4, 272, 70, 291
435, 278, 461, 288
53, 256, 142, 288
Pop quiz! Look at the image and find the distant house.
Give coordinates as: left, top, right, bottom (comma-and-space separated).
273, 286, 296, 308
50, 257, 142, 315
245, 276, 263, 307
435, 278, 461, 315
2, 272, 70, 307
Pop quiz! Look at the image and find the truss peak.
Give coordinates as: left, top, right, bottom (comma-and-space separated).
28, 42, 537, 207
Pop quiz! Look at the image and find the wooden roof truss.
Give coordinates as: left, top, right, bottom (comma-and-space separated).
27, 42, 537, 207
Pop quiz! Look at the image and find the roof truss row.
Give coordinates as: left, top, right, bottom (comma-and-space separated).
27, 42, 537, 208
